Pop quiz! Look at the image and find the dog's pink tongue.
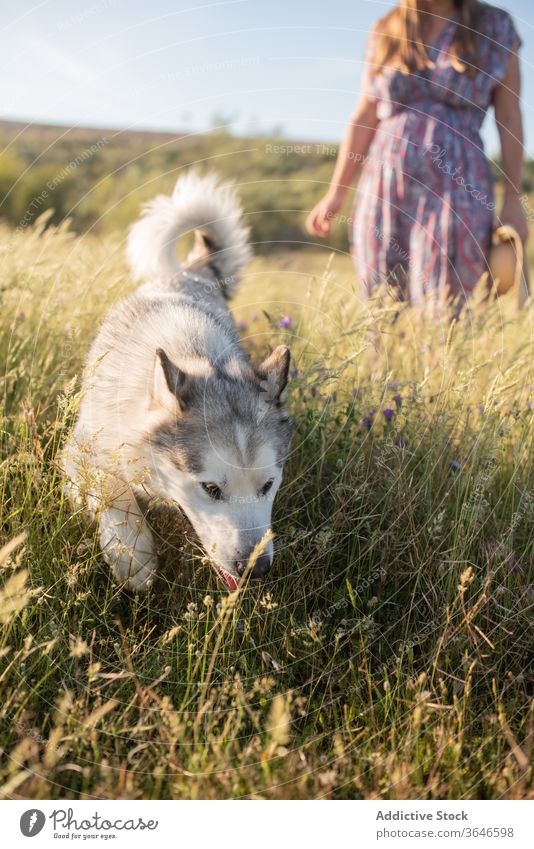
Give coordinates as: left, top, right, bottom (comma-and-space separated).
221, 570, 238, 591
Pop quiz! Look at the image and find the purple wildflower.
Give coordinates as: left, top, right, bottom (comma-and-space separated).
449, 460, 462, 474
395, 434, 406, 448
476, 404, 485, 414
393, 394, 402, 410
383, 408, 395, 423
388, 380, 401, 390
289, 368, 301, 379
237, 320, 248, 331
279, 315, 293, 329
361, 409, 376, 431
251, 313, 260, 321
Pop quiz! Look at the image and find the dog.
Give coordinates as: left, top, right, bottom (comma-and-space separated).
62, 172, 292, 591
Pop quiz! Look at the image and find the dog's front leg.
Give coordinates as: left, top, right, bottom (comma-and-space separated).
99, 488, 157, 591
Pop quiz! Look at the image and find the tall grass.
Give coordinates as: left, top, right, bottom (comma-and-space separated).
0, 219, 533, 799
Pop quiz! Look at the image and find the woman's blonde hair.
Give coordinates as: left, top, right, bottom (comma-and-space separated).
373, 0, 481, 77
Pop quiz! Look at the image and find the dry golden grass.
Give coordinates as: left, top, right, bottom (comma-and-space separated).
0, 219, 533, 799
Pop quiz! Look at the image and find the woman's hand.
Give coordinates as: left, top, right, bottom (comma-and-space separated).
500, 192, 529, 243
306, 190, 345, 237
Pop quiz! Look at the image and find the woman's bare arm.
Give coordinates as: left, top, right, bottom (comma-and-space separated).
306, 44, 380, 237
328, 95, 379, 196
493, 50, 528, 241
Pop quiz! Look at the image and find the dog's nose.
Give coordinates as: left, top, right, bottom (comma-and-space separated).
235, 553, 271, 579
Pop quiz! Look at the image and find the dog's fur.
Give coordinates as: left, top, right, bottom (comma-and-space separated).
63, 172, 292, 591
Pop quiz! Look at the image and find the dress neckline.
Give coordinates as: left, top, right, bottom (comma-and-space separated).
427, 13, 458, 51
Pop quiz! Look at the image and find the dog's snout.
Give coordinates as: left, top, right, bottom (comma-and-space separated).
235, 552, 271, 579
251, 553, 271, 577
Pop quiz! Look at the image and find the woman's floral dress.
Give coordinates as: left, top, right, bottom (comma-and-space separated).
351, 3, 521, 303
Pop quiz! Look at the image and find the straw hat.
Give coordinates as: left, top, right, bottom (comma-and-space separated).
488, 224, 529, 307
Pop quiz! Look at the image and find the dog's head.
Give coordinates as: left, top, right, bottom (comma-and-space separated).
145, 345, 292, 589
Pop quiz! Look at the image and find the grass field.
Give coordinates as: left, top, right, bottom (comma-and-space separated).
1, 215, 533, 800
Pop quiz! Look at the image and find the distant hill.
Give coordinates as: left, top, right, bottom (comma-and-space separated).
0, 119, 355, 252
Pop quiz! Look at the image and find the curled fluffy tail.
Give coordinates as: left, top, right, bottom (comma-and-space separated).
127, 172, 251, 298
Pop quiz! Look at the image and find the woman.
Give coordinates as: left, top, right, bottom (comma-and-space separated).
306, 0, 527, 305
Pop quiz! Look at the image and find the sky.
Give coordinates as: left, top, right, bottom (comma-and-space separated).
3, 0, 534, 155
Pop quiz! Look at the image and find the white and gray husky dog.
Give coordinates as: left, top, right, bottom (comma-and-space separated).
63, 172, 292, 591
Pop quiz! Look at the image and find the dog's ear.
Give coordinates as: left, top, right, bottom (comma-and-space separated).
256, 345, 290, 403
152, 348, 190, 411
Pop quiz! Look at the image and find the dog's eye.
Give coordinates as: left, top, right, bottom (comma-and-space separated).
260, 479, 274, 496
201, 482, 223, 501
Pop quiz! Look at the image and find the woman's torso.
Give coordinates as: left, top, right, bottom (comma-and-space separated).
365, 3, 519, 181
